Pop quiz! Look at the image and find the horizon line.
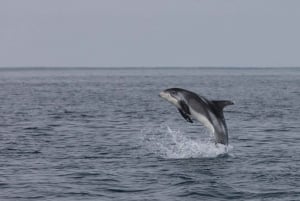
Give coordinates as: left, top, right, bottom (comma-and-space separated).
0, 66, 299, 69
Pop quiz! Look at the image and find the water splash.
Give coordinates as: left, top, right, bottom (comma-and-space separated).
141, 125, 232, 159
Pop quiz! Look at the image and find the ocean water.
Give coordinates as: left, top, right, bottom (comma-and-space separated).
0, 67, 299, 201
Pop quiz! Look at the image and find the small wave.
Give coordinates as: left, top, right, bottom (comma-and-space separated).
141, 125, 232, 159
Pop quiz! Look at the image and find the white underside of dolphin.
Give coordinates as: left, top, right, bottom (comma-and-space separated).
190, 107, 215, 134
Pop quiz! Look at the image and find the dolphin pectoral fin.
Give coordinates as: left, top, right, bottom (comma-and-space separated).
178, 100, 193, 123
178, 109, 193, 123
179, 100, 191, 115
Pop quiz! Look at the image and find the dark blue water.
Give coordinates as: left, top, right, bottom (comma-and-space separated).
0, 68, 299, 201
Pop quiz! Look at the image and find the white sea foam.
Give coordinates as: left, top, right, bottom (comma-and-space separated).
141, 125, 232, 159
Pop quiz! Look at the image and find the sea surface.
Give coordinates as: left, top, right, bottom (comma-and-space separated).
0, 67, 299, 201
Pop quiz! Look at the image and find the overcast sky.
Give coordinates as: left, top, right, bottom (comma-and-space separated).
0, 0, 299, 67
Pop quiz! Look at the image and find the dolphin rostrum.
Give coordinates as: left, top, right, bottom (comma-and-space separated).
159, 88, 233, 145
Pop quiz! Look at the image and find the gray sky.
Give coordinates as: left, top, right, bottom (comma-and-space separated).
0, 0, 299, 67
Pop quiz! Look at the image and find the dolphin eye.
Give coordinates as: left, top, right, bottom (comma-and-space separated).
170, 91, 176, 95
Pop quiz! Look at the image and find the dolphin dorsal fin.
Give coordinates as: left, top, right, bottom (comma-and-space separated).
212, 100, 234, 111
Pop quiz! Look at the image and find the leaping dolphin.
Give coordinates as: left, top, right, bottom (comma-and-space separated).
159, 88, 233, 145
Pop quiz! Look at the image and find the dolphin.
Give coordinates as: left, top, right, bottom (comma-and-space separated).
159, 88, 233, 145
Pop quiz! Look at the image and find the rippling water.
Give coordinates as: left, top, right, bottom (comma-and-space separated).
0, 67, 299, 201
